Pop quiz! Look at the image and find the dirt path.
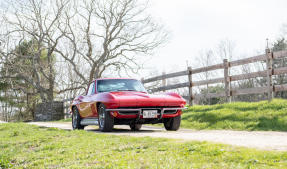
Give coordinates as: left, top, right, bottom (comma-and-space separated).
27, 122, 287, 151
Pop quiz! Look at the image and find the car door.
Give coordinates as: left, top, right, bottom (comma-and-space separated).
78, 82, 96, 118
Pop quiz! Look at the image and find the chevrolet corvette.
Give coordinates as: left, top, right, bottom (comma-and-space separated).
70, 78, 186, 132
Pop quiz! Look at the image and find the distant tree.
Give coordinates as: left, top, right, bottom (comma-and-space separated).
228, 67, 267, 102
272, 38, 287, 52
198, 85, 225, 105
216, 39, 236, 61
196, 50, 215, 104
272, 38, 287, 98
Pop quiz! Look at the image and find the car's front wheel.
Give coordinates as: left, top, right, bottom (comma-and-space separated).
130, 124, 142, 131
164, 116, 181, 131
98, 103, 114, 132
72, 106, 85, 130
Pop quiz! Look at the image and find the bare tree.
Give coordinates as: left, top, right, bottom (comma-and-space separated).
54, 0, 168, 89
195, 49, 215, 104
216, 39, 236, 61
1, 0, 167, 94
280, 23, 287, 38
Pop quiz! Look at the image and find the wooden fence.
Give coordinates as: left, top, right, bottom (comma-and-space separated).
141, 49, 287, 105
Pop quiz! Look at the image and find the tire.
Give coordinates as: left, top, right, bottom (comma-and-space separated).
130, 124, 142, 131
72, 106, 85, 130
98, 103, 114, 132
164, 115, 181, 131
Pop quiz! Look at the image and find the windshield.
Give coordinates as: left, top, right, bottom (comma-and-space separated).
97, 79, 147, 93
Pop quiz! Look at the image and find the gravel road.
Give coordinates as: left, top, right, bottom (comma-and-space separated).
25, 122, 287, 151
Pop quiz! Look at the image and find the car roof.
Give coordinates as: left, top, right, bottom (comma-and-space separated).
95, 78, 139, 81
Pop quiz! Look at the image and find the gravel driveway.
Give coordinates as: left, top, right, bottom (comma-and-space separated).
25, 122, 287, 151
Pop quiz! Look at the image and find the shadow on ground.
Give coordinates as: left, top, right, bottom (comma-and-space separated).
86, 127, 158, 133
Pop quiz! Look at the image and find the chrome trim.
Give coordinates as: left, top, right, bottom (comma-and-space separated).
106, 109, 141, 112
106, 107, 187, 119
106, 107, 187, 112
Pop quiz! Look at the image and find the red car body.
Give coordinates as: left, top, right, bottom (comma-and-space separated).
70, 78, 186, 131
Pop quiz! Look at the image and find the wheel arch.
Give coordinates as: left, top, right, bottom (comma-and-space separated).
71, 105, 81, 117
71, 105, 78, 111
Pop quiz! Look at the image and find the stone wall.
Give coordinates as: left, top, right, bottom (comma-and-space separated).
34, 101, 64, 121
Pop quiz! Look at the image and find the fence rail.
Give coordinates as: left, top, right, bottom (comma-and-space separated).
142, 49, 287, 105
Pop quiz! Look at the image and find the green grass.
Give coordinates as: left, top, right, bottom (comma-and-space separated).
181, 99, 287, 131
1, 123, 287, 168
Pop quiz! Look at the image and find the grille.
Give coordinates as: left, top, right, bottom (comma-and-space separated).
116, 107, 179, 115
118, 106, 179, 109
163, 110, 177, 114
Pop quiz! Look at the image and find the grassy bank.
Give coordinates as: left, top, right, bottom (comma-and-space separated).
1, 123, 287, 168
181, 99, 287, 131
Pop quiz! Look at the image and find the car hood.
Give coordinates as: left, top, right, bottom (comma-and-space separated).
109, 91, 185, 107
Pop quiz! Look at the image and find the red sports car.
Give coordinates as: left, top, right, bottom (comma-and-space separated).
70, 78, 186, 132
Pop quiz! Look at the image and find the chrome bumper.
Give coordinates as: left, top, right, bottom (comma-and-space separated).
106, 107, 187, 120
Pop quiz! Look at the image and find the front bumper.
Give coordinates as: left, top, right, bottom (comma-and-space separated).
106, 107, 187, 120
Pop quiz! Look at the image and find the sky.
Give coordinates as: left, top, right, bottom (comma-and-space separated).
1, 0, 286, 78
140, 0, 287, 76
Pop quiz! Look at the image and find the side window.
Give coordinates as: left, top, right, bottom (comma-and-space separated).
87, 82, 95, 95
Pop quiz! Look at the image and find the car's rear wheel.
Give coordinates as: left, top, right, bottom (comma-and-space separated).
98, 103, 114, 132
72, 106, 85, 130
129, 124, 142, 131
164, 115, 181, 131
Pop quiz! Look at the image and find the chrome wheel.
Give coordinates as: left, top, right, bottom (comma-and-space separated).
98, 103, 114, 132
72, 110, 78, 129
72, 107, 84, 130
99, 107, 105, 129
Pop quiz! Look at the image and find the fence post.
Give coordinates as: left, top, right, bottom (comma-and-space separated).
223, 59, 231, 103
188, 67, 193, 106
162, 72, 166, 92
266, 48, 274, 102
